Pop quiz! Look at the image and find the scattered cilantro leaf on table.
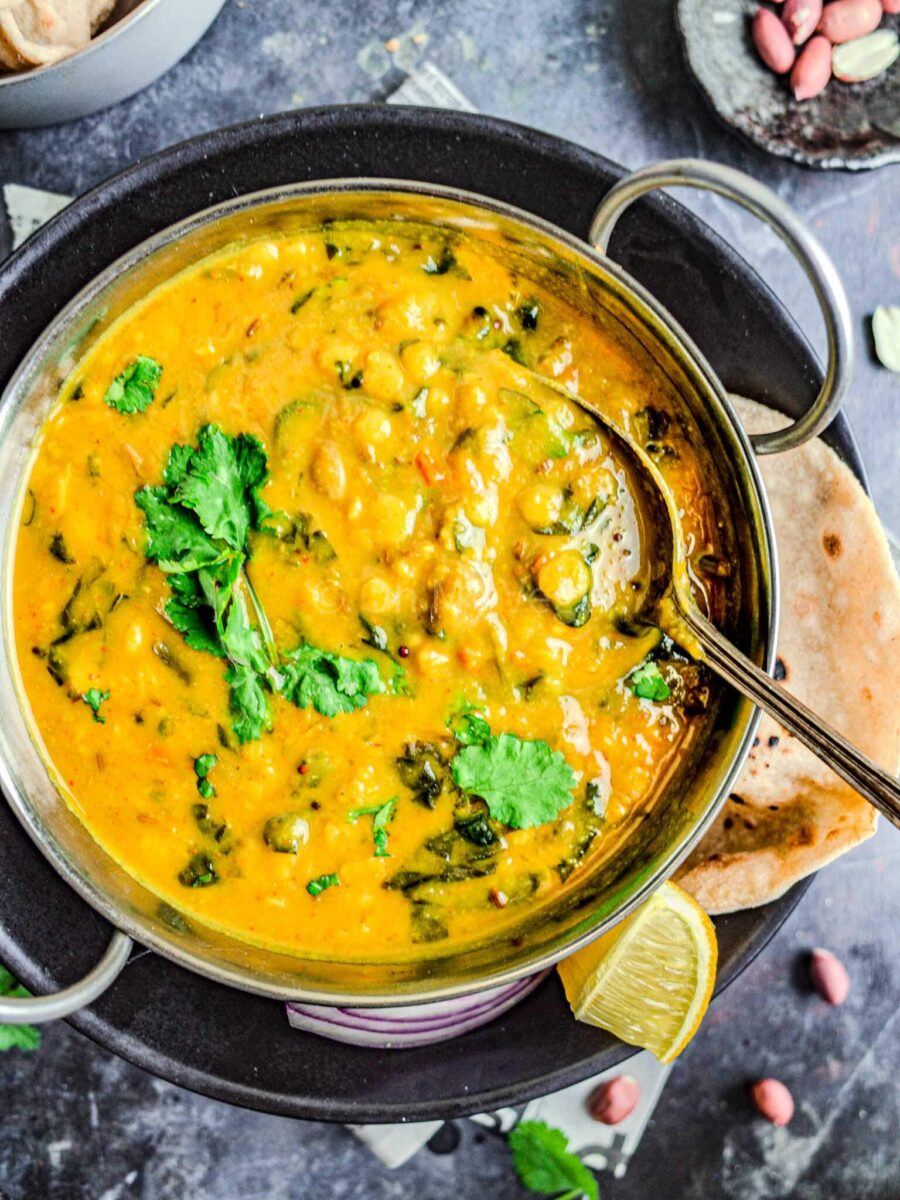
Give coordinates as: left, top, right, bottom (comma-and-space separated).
450, 724, 575, 830
81, 688, 109, 724
508, 1120, 599, 1200
0, 966, 42, 1053
628, 660, 671, 702
103, 356, 163, 414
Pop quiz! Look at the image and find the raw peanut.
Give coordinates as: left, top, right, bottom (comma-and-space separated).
750, 1078, 795, 1126
754, 7, 797, 71
809, 947, 851, 1004
791, 35, 833, 97
817, 0, 883, 43
782, 0, 824, 43
588, 1075, 641, 1125
832, 29, 900, 79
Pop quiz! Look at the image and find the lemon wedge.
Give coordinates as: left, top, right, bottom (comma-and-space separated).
557, 881, 717, 1063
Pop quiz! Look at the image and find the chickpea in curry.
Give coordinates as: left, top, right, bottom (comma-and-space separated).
13, 221, 731, 961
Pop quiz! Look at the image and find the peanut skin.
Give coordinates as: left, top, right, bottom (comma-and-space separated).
791, 35, 833, 98
588, 1075, 641, 1125
817, 0, 883, 43
753, 6, 797, 72
882, 0, 900, 13
809, 948, 850, 1004
782, 0, 824, 43
750, 1078, 795, 1126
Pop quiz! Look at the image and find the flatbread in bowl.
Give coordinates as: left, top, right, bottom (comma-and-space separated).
678, 396, 900, 913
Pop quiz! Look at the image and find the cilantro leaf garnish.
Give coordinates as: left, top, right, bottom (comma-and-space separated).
135, 425, 397, 743
0, 966, 41, 1053
225, 663, 273, 743
447, 701, 491, 747
103, 356, 163, 414
349, 798, 397, 857
508, 1120, 599, 1200
279, 644, 386, 718
81, 688, 109, 723
451, 726, 575, 830
194, 753, 218, 799
168, 425, 272, 553
307, 872, 340, 897
628, 660, 671, 702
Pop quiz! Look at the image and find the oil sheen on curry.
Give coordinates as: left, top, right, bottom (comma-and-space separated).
14, 221, 731, 962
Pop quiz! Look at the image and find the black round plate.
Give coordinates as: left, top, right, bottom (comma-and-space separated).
677, 0, 900, 171
0, 105, 865, 1123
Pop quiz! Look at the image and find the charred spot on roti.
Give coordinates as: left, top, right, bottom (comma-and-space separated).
773, 657, 788, 681
823, 532, 842, 558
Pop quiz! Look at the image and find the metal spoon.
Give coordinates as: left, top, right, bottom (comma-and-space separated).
521, 366, 900, 829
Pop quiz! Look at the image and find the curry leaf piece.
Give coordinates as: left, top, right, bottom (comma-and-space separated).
508, 1120, 599, 1200
103, 356, 163, 414
0, 967, 42, 1053
451, 733, 576, 830
628, 660, 671, 702
279, 644, 386, 718
134, 485, 225, 573
81, 687, 109, 724
225, 664, 272, 744
307, 872, 340, 897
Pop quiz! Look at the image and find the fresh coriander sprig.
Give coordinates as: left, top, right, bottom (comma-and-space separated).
508, 1120, 599, 1200
134, 424, 396, 743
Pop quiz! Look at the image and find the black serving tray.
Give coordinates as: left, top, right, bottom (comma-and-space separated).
0, 105, 862, 1123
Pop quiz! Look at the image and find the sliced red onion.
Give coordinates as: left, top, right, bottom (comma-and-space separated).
286, 971, 548, 1048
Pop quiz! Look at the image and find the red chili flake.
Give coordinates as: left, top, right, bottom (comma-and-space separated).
297, 762, 310, 775
398, 645, 410, 659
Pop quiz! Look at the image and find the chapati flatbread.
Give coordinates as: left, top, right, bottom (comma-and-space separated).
0, 0, 91, 69
677, 396, 900, 913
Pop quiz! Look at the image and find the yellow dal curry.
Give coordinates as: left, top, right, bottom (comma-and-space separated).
13, 222, 730, 961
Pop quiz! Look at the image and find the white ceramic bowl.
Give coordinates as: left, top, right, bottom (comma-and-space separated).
0, 0, 227, 128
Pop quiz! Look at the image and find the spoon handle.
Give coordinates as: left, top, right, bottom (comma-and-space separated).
687, 612, 900, 829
